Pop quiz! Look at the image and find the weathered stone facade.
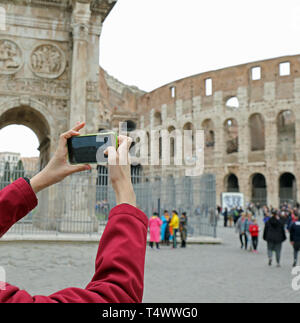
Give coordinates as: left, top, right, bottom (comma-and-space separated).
0, 0, 117, 169
0, 0, 117, 231
129, 55, 300, 207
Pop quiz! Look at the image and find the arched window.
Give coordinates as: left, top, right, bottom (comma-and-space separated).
125, 120, 136, 132
225, 174, 239, 192
279, 173, 297, 206
277, 110, 295, 161
202, 119, 215, 148
154, 111, 162, 127
224, 119, 238, 154
251, 173, 267, 205
183, 122, 195, 155
168, 126, 176, 158
277, 110, 295, 143
225, 97, 239, 109
249, 114, 265, 151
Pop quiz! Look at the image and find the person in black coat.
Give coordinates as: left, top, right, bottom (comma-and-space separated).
263, 211, 286, 267
290, 213, 300, 267
223, 207, 228, 227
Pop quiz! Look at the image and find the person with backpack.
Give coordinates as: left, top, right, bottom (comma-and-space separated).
263, 210, 286, 267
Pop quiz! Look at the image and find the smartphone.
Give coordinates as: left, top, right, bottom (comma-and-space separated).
67, 132, 118, 164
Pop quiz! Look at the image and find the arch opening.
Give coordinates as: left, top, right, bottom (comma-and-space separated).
225, 174, 239, 192
154, 111, 162, 127
251, 173, 267, 206
202, 119, 215, 148
277, 110, 295, 161
225, 97, 239, 109
224, 118, 238, 154
168, 126, 176, 158
279, 172, 297, 206
0, 106, 50, 171
249, 114, 265, 151
183, 122, 195, 157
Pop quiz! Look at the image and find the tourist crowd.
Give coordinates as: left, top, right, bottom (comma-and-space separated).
148, 210, 188, 249
218, 202, 300, 267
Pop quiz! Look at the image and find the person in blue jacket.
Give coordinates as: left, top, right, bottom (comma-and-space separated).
161, 210, 170, 245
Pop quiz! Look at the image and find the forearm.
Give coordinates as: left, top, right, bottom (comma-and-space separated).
113, 182, 136, 207
1, 204, 148, 303
0, 178, 37, 237
86, 204, 148, 302
30, 170, 52, 194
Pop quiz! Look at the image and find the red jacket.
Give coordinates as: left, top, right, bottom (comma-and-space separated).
249, 224, 259, 237
0, 178, 148, 303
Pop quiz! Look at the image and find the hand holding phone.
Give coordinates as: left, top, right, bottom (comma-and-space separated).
67, 132, 118, 164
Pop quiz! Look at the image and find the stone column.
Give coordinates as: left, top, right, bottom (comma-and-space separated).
265, 113, 279, 207
58, 1, 98, 233
70, 1, 91, 129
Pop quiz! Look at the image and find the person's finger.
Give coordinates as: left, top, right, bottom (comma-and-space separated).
118, 135, 132, 153
118, 136, 132, 165
57, 122, 85, 151
118, 135, 132, 150
57, 129, 80, 152
106, 146, 118, 166
72, 121, 85, 132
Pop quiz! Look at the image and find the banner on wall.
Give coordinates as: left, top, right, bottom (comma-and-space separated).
221, 192, 244, 210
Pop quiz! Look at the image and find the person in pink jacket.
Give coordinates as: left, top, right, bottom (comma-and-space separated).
0, 122, 148, 303
149, 212, 163, 249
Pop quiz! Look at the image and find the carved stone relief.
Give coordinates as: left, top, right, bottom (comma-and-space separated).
0, 77, 69, 98
30, 44, 66, 79
0, 40, 23, 74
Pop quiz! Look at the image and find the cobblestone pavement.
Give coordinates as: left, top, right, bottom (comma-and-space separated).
0, 219, 299, 303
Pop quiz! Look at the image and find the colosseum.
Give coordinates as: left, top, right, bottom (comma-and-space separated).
101, 55, 300, 208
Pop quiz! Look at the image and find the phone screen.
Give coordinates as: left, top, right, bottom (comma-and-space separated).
67, 133, 116, 164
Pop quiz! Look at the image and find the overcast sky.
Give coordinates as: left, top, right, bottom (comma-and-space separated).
100, 0, 300, 92
1, 0, 300, 157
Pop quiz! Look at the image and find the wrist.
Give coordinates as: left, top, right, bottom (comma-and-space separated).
30, 170, 52, 194
114, 182, 136, 207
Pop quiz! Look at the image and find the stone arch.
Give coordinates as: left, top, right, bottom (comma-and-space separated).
249, 113, 265, 151
153, 111, 162, 127
202, 119, 215, 148
224, 118, 238, 154
168, 125, 176, 158
122, 120, 137, 132
0, 97, 52, 170
279, 172, 297, 206
277, 110, 295, 161
250, 173, 267, 205
225, 97, 239, 109
224, 173, 240, 192
183, 122, 195, 156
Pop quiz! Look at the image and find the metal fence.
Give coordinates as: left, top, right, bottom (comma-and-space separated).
0, 160, 217, 238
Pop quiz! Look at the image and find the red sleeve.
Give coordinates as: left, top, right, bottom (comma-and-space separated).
0, 203, 148, 303
0, 178, 38, 238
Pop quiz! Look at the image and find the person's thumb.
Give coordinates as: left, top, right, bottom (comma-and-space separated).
69, 164, 91, 174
